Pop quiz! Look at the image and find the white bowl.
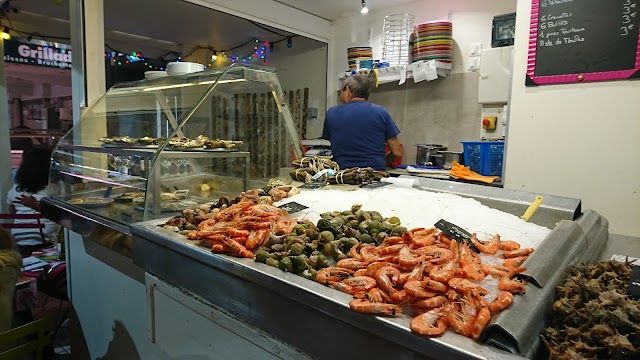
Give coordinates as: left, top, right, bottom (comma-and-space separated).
166, 62, 205, 76
144, 71, 168, 80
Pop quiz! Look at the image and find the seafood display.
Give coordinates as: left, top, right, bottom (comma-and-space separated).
252, 203, 533, 342
542, 260, 640, 359
326, 167, 389, 185
254, 204, 406, 279
290, 161, 389, 185
290, 157, 340, 183
99, 135, 242, 149
168, 135, 242, 149
311, 218, 533, 341
160, 183, 299, 236
186, 200, 288, 258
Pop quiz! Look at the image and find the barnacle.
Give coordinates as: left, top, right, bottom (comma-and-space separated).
543, 261, 638, 359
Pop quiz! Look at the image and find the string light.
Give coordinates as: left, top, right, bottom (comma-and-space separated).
1, 27, 10, 40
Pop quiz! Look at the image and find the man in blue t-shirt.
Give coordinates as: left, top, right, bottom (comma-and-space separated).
322, 75, 403, 171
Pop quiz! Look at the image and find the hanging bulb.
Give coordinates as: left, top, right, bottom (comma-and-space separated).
211, 51, 218, 62
1, 27, 11, 40
287, 37, 293, 48
361, 0, 369, 14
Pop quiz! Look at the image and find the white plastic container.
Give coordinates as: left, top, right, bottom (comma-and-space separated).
144, 71, 168, 80
166, 62, 205, 76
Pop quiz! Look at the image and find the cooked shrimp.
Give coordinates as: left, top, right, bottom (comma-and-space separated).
336, 258, 368, 271
365, 262, 389, 278
349, 243, 364, 261
349, 299, 402, 316
244, 229, 269, 250
361, 288, 392, 303
499, 247, 534, 259
445, 289, 462, 301
390, 289, 411, 303
422, 278, 449, 293
498, 276, 527, 294
483, 265, 526, 279
376, 244, 405, 255
328, 281, 357, 295
228, 228, 250, 238
462, 263, 486, 281
361, 246, 381, 263
406, 262, 427, 282
410, 307, 448, 336
415, 246, 454, 265
211, 244, 232, 253
353, 269, 368, 277
416, 295, 448, 309
502, 256, 528, 268
472, 306, 491, 340
446, 298, 476, 338
404, 280, 436, 299
315, 267, 354, 284
488, 291, 514, 313
342, 276, 377, 292
375, 266, 401, 295
221, 236, 254, 258
448, 278, 488, 296
470, 233, 500, 255
399, 246, 426, 267
429, 261, 457, 283
499, 240, 521, 251
381, 236, 407, 245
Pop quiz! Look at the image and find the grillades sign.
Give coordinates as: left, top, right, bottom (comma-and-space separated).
3, 39, 72, 69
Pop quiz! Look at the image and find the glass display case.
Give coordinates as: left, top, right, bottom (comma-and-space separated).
49, 64, 303, 227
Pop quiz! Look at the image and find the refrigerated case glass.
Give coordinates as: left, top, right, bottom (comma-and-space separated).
50, 64, 302, 225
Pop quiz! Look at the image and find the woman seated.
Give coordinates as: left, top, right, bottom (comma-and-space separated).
0, 227, 21, 333
6, 148, 60, 254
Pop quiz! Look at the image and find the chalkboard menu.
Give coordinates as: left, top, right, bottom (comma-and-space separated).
526, 0, 640, 85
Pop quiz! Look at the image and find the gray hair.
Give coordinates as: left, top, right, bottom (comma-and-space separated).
343, 74, 371, 100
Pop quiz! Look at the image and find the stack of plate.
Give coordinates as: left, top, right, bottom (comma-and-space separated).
347, 47, 373, 70
412, 21, 453, 63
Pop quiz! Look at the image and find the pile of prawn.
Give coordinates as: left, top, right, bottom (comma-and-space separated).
316, 228, 534, 340
187, 199, 294, 258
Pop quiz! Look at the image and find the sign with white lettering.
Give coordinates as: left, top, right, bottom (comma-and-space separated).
526, 0, 640, 85
3, 39, 72, 69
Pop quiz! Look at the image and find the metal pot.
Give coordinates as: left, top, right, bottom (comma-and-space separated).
415, 144, 446, 165
440, 151, 464, 170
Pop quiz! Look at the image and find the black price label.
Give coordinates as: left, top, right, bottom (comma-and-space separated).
434, 219, 480, 253
629, 266, 640, 299
300, 182, 325, 189
360, 181, 391, 189
278, 202, 309, 214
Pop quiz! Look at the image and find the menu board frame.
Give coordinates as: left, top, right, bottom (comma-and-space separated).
526, 0, 640, 86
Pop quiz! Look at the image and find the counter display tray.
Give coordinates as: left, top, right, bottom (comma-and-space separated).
101, 143, 160, 149
165, 146, 239, 152
69, 197, 114, 208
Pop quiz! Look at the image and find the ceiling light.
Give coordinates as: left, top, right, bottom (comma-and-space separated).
1, 27, 10, 40
361, 0, 369, 14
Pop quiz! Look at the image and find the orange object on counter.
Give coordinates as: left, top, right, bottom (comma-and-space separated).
449, 161, 500, 184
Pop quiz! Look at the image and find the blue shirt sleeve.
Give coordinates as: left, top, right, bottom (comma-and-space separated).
321, 109, 332, 140
382, 111, 400, 140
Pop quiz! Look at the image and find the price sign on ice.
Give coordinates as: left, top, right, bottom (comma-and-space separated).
278, 202, 309, 214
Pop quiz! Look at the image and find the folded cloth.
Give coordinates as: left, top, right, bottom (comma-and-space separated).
449, 161, 500, 184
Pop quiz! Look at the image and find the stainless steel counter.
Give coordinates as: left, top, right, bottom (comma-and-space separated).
43, 176, 633, 359
131, 221, 524, 360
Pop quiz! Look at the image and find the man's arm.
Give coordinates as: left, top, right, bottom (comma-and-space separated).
385, 136, 403, 165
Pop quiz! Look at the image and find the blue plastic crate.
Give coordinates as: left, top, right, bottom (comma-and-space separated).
461, 141, 504, 177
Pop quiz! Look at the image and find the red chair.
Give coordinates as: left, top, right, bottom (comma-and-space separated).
0, 214, 46, 242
